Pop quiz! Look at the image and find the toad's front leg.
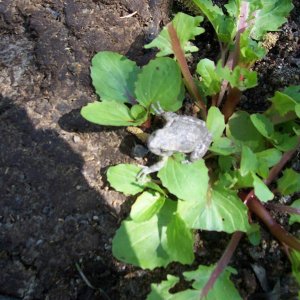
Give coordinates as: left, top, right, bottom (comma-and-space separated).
137, 156, 169, 181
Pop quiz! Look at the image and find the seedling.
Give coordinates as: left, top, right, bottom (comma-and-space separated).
81, 1, 300, 298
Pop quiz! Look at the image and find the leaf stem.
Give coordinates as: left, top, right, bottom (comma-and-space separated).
167, 23, 207, 119
200, 231, 243, 299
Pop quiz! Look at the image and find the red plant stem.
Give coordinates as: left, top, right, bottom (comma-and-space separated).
200, 231, 243, 299
245, 192, 300, 251
222, 87, 242, 122
167, 23, 207, 118
266, 203, 300, 216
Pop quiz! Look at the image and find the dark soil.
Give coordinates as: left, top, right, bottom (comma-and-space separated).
0, 1, 299, 299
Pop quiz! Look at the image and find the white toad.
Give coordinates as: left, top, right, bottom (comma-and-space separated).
138, 103, 212, 178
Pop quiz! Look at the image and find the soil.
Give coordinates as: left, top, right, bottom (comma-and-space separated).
0, 1, 299, 299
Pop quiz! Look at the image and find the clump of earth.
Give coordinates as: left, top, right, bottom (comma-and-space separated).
0, 1, 299, 299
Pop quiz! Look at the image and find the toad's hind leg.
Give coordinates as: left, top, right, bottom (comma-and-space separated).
190, 143, 210, 162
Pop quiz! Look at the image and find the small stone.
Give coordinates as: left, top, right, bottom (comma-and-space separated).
73, 135, 81, 143
92, 215, 99, 221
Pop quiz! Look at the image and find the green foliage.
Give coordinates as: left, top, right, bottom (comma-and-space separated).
277, 169, 300, 196
112, 199, 194, 269
249, 0, 294, 40
158, 156, 209, 202
91, 51, 140, 103
147, 265, 242, 299
289, 199, 300, 225
135, 57, 184, 111
80, 4, 299, 299
145, 12, 205, 57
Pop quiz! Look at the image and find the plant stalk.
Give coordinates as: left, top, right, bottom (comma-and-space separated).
167, 23, 207, 119
200, 231, 243, 299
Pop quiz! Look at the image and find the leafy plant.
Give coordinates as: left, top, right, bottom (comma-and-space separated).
80, 1, 300, 298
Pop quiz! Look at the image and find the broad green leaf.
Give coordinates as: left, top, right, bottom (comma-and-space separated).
192, 0, 235, 43
250, 114, 274, 138
227, 111, 266, 151
235, 171, 254, 188
289, 250, 300, 289
158, 158, 209, 202
289, 199, 300, 225
206, 106, 225, 141
112, 199, 194, 269
177, 186, 250, 233
147, 265, 242, 300
210, 137, 237, 155
216, 64, 257, 91
277, 168, 300, 195
130, 191, 165, 222
135, 58, 184, 111
295, 104, 300, 118
225, 0, 240, 18
166, 213, 194, 263
147, 275, 179, 300
91, 51, 139, 103
196, 59, 221, 96
81, 101, 142, 126
145, 12, 205, 57
240, 146, 258, 176
107, 164, 147, 195
250, 0, 294, 40
252, 173, 274, 202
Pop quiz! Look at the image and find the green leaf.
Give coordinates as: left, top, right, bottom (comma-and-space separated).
135, 57, 185, 111
158, 158, 209, 202
227, 111, 266, 151
240, 30, 266, 65
256, 148, 282, 179
145, 12, 205, 57
250, 0, 294, 40
107, 164, 147, 195
183, 265, 242, 300
271, 132, 299, 151
289, 199, 300, 225
91, 51, 139, 103
247, 223, 261, 246
269, 88, 300, 117
130, 104, 148, 123
210, 137, 237, 155
206, 107, 225, 141
166, 213, 194, 263
289, 250, 300, 289
240, 146, 258, 176
147, 275, 180, 300
196, 59, 221, 96
177, 186, 250, 233
147, 265, 242, 300
216, 64, 258, 91
192, 0, 235, 43
218, 156, 234, 172
252, 173, 274, 202
256, 148, 282, 168
250, 114, 274, 138
81, 101, 142, 126
112, 199, 194, 269
277, 168, 300, 195
130, 191, 165, 222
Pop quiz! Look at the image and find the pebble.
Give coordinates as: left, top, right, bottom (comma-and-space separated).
73, 135, 81, 143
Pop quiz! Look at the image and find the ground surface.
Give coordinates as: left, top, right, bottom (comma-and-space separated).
0, 0, 299, 299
